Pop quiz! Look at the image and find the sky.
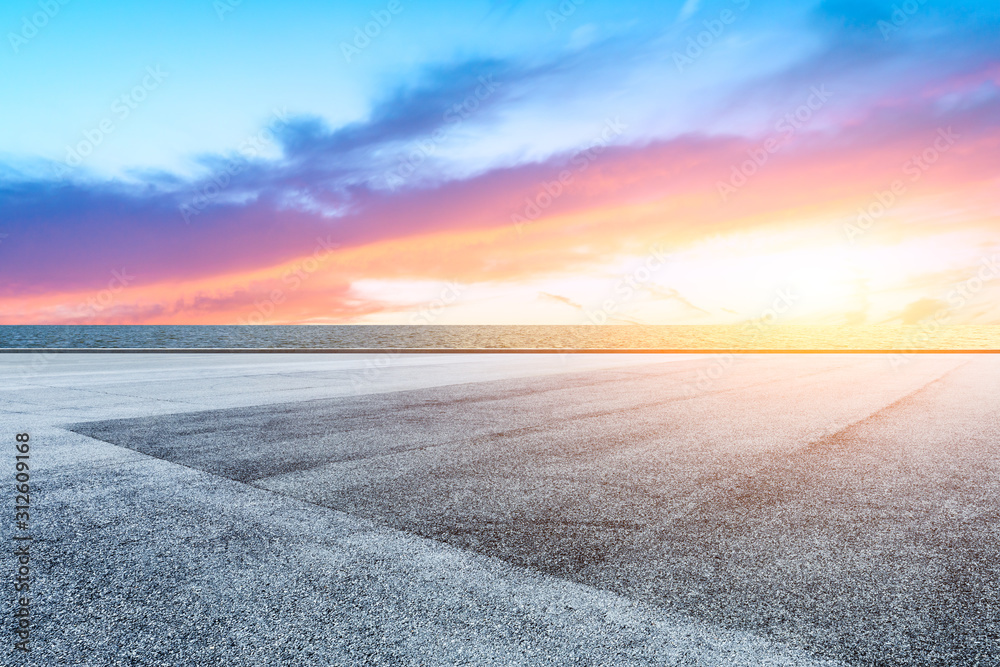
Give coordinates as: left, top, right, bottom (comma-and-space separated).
1, 0, 998, 325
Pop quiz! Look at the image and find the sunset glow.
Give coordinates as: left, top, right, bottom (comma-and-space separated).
2, 0, 998, 325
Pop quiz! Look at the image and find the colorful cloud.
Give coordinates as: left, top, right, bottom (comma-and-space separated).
1, 0, 998, 325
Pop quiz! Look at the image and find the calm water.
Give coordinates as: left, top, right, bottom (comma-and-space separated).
1, 325, 999, 349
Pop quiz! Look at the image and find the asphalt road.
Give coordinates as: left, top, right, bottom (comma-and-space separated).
3, 353, 998, 665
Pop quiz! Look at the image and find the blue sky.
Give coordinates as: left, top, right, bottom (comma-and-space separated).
1, 0, 679, 177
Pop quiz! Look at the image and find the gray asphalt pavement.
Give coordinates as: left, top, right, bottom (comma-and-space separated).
2, 353, 997, 665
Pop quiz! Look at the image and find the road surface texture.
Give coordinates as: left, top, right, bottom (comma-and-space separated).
1, 352, 997, 665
